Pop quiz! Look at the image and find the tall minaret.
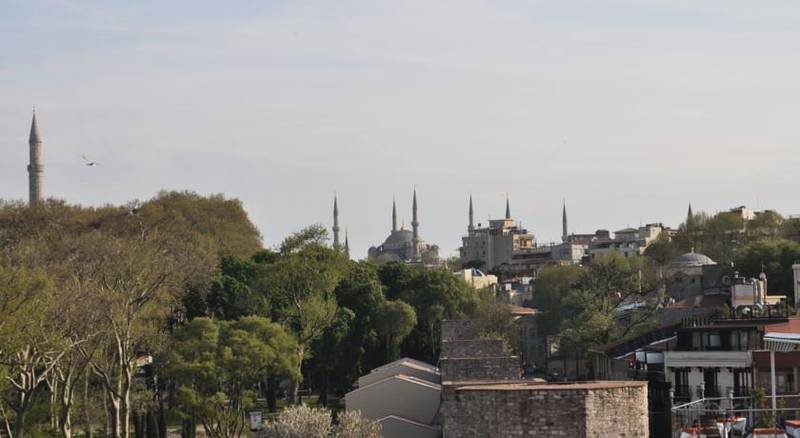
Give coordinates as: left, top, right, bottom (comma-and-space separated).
468, 195, 475, 232
687, 203, 693, 222
505, 194, 511, 219
332, 195, 341, 249
392, 198, 398, 232
411, 189, 420, 259
562, 199, 568, 242
344, 229, 350, 258
28, 111, 43, 205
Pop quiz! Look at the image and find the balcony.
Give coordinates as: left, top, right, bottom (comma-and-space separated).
664, 350, 752, 369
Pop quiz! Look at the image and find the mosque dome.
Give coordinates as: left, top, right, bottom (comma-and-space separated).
671, 251, 716, 267
383, 229, 414, 246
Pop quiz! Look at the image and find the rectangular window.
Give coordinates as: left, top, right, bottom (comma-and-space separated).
758, 370, 795, 394
707, 332, 721, 349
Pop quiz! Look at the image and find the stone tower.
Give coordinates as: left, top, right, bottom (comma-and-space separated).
28, 111, 43, 204
333, 195, 341, 249
412, 189, 420, 259
392, 198, 398, 232
562, 199, 568, 242
468, 195, 475, 232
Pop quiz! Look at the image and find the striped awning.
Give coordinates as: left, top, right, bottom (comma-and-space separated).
763, 332, 800, 352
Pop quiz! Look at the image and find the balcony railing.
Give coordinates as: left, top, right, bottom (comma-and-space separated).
733, 387, 751, 398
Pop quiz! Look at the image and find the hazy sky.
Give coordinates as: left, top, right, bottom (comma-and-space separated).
2, 0, 799, 259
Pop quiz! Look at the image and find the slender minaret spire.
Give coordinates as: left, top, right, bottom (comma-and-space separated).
505, 194, 511, 219
468, 195, 475, 232
332, 195, 341, 249
411, 189, 420, 259
344, 229, 350, 257
562, 199, 568, 243
28, 110, 44, 205
687, 203, 693, 221
392, 198, 398, 232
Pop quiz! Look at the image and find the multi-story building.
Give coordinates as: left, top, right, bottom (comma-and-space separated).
459, 196, 535, 271
499, 241, 587, 277
664, 312, 800, 405
587, 223, 666, 260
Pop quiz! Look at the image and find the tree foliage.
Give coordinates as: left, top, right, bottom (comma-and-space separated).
0, 192, 264, 438
166, 317, 298, 438
533, 256, 662, 353
375, 300, 417, 362
734, 239, 800, 302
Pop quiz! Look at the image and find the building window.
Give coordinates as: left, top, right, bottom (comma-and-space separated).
759, 370, 794, 394
707, 332, 721, 349
674, 369, 690, 400
692, 332, 702, 350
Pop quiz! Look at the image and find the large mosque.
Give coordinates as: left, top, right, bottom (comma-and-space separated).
330, 190, 439, 264
367, 190, 439, 263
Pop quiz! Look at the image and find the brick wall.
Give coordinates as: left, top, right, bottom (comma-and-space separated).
441, 319, 478, 342
440, 339, 505, 358
439, 357, 521, 381
441, 382, 648, 437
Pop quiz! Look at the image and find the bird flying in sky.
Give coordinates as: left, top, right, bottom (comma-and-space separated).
82, 156, 100, 166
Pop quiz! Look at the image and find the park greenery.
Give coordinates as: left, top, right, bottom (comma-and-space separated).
0, 192, 486, 438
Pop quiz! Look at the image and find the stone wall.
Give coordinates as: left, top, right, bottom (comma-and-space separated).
440, 319, 478, 342
441, 381, 648, 437
440, 339, 505, 358
585, 384, 649, 436
439, 357, 521, 381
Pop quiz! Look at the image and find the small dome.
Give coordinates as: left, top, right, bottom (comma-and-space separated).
672, 251, 716, 267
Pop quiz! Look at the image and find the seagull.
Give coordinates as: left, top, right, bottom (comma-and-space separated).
82, 156, 101, 166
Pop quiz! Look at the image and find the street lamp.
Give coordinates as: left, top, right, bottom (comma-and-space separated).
762, 332, 800, 423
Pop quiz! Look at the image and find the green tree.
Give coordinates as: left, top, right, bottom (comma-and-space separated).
252, 226, 349, 403
166, 317, 298, 438
746, 210, 784, 240
305, 308, 354, 406
560, 254, 662, 349
643, 233, 679, 266
377, 263, 481, 362
473, 291, 517, 353
735, 239, 800, 302
0, 267, 64, 438
781, 217, 800, 242
331, 262, 384, 384
531, 265, 583, 337
375, 300, 417, 362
